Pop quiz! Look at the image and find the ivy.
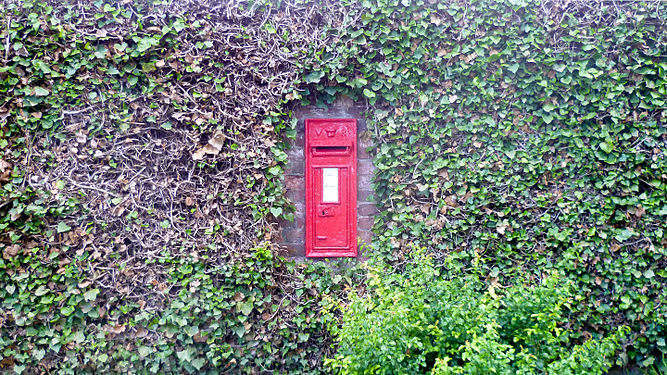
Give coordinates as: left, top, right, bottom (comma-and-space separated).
1, 0, 666, 372
302, 0, 667, 367
0, 0, 357, 373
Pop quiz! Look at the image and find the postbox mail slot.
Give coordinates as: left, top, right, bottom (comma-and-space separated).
312, 145, 350, 156
305, 118, 357, 258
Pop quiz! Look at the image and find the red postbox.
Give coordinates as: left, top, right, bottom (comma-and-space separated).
305, 118, 357, 257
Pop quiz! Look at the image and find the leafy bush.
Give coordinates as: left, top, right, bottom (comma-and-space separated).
327, 251, 627, 374
644, 356, 667, 375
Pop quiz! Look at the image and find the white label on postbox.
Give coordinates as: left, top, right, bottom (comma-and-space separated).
322, 168, 339, 203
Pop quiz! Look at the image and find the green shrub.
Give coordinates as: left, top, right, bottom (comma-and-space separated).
327, 251, 627, 374
644, 356, 667, 375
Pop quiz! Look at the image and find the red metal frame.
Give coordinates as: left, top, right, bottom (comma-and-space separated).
305, 118, 357, 258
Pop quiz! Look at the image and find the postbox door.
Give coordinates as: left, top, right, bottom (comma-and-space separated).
313, 167, 349, 248
305, 118, 357, 258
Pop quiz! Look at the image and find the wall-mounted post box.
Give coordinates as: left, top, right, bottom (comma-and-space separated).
305, 118, 357, 257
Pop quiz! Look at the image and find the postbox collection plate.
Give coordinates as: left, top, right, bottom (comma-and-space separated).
305, 118, 357, 258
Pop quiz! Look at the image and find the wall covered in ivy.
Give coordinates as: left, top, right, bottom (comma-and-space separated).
0, 0, 665, 373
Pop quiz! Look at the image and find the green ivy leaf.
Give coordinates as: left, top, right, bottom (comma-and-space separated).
34, 87, 50, 97
136, 37, 155, 53
60, 305, 75, 317
191, 357, 206, 370
176, 348, 192, 363
32, 348, 45, 361
553, 63, 566, 72
83, 288, 99, 302
34, 60, 52, 74
270, 207, 282, 218
34, 285, 49, 296
72, 330, 85, 344
94, 45, 107, 59
173, 19, 186, 32
267, 166, 281, 175
352, 77, 368, 87
138, 346, 152, 357
57, 222, 71, 233
363, 88, 376, 98
141, 62, 156, 73
232, 325, 245, 338
615, 228, 635, 242
599, 142, 613, 153
240, 300, 253, 316
304, 71, 325, 84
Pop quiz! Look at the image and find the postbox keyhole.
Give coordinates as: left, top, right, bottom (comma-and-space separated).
318, 206, 335, 217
